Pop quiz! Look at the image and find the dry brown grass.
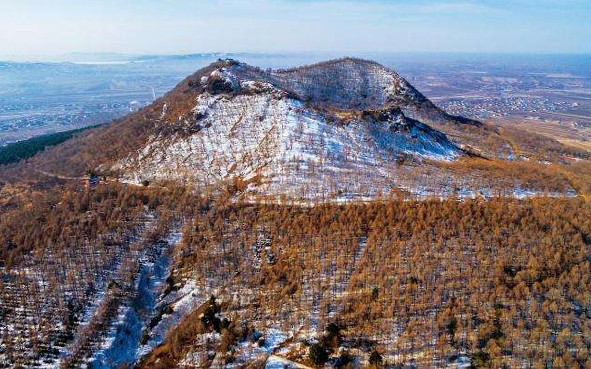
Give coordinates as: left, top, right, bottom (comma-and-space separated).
491, 116, 591, 157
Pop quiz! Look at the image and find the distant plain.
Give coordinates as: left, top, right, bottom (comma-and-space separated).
1, 53, 590, 150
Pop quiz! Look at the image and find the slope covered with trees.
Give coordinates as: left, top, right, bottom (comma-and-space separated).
1, 58, 591, 368
0, 126, 94, 166
135, 194, 591, 368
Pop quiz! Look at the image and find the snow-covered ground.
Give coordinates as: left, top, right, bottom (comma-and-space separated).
265, 355, 312, 369
136, 278, 206, 358
115, 68, 463, 201
89, 229, 182, 368
0, 212, 166, 368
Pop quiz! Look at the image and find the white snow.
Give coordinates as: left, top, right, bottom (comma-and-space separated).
113, 62, 578, 202
89, 228, 183, 368
266, 355, 311, 369
136, 278, 205, 358
116, 87, 461, 201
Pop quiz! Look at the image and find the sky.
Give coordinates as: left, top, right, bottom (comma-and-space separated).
0, 0, 590, 58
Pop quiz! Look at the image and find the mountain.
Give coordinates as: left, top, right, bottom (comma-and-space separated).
106, 58, 474, 199
12, 57, 579, 200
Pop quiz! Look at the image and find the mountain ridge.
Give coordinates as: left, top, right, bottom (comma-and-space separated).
107, 58, 476, 200
3, 57, 580, 201
163, 57, 483, 125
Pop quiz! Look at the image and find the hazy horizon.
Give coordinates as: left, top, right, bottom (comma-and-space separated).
3, 51, 591, 64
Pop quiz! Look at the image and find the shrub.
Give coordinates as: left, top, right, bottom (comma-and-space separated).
323, 323, 343, 349
334, 350, 353, 368
369, 350, 383, 366
309, 343, 329, 366
472, 351, 490, 368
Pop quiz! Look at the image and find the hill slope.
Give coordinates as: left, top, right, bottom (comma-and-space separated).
94, 58, 487, 200
5, 58, 580, 200
112, 59, 466, 199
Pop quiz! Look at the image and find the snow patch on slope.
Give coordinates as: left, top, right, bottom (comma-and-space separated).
115, 89, 461, 200
89, 229, 182, 368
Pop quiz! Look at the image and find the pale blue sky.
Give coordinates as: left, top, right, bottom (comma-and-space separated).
1, 0, 590, 57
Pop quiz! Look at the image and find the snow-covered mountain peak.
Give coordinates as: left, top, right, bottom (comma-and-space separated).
3, 57, 526, 201
109, 58, 473, 200
187, 57, 428, 111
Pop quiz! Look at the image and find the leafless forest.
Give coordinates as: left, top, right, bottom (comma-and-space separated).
1, 176, 590, 367
1, 58, 591, 368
